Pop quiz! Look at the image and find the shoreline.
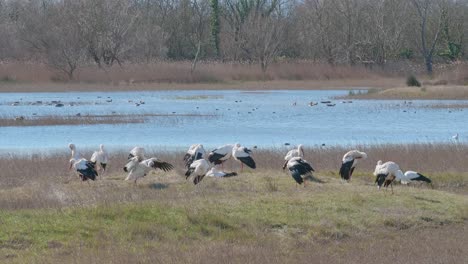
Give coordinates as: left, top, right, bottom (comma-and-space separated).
0, 78, 400, 93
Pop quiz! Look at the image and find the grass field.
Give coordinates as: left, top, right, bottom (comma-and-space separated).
1, 144, 467, 263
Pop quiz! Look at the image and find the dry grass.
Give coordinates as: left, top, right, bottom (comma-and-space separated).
1, 144, 467, 263
0, 114, 217, 127
0, 61, 405, 92
346, 85, 468, 100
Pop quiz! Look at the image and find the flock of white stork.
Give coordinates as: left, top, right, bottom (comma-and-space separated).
68, 143, 432, 192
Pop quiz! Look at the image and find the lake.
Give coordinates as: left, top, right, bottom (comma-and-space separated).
0, 90, 465, 154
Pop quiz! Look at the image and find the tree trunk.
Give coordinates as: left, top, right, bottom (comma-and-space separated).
425, 55, 433, 75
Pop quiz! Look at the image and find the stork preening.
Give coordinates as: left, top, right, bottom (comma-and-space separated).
123, 157, 174, 185
69, 157, 98, 182
208, 144, 234, 165
183, 144, 206, 168
232, 143, 256, 171
373, 160, 404, 194
398, 171, 432, 186
128, 147, 145, 161
184, 159, 210, 185
339, 150, 367, 181
283, 144, 304, 169
90, 144, 109, 174
284, 157, 315, 187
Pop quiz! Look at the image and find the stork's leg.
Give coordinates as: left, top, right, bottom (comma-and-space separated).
303, 178, 307, 187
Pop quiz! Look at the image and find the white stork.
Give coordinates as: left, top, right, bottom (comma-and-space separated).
373, 160, 404, 194
183, 144, 206, 168
232, 143, 256, 171
208, 144, 235, 165
123, 157, 174, 185
128, 147, 145, 161
68, 143, 83, 160
184, 159, 210, 185
339, 150, 367, 181
452, 133, 459, 141
206, 166, 238, 177
69, 157, 98, 182
399, 171, 432, 186
283, 144, 304, 170
284, 157, 315, 187
90, 144, 109, 174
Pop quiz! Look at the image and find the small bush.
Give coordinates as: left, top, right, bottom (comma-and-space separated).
406, 75, 421, 87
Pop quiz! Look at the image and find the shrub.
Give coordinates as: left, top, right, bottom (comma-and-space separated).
406, 75, 421, 87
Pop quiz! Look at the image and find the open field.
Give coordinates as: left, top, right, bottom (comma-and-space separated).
1, 144, 467, 263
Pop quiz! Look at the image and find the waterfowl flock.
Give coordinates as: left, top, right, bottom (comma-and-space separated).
67, 143, 433, 193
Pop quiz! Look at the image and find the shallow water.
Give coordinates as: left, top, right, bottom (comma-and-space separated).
0, 90, 465, 154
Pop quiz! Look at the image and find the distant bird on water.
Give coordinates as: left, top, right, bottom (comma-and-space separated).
123, 157, 174, 185
284, 157, 315, 187
90, 144, 109, 174
452, 133, 459, 141
183, 144, 206, 168
339, 150, 367, 181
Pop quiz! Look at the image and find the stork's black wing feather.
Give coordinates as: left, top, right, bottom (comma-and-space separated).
152, 161, 174, 172
193, 174, 205, 185
208, 152, 225, 164
239, 156, 256, 169
415, 173, 432, 183
339, 160, 354, 180
297, 159, 314, 173
290, 169, 304, 184
185, 167, 195, 179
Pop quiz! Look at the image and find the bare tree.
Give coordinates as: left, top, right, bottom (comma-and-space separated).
239, 13, 285, 72
411, 0, 443, 75
76, 0, 139, 67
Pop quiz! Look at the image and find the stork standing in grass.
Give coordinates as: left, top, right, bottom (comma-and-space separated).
123, 157, 174, 185
68, 143, 83, 161
128, 147, 145, 161
184, 159, 210, 185
69, 157, 97, 182
282, 144, 304, 169
208, 144, 235, 167
373, 160, 404, 194
398, 171, 432, 187
183, 144, 206, 168
90, 144, 109, 175
339, 150, 367, 181
283, 157, 315, 187
232, 143, 256, 171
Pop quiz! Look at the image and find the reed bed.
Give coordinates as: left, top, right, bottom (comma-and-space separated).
0, 114, 217, 127
0, 61, 381, 84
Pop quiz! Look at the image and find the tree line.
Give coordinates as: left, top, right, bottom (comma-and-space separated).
0, 0, 466, 79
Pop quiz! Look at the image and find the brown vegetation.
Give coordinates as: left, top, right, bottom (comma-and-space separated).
0, 114, 217, 127
346, 85, 468, 100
